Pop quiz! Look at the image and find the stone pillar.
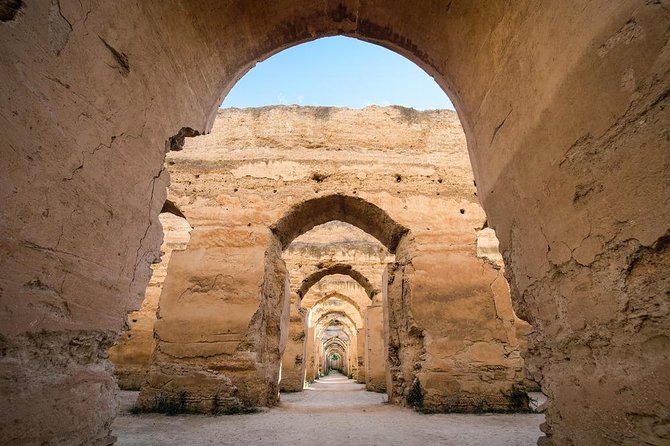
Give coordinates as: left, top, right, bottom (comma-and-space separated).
322, 339, 328, 375
305, 326, 316, 382
279, 298, 306, 392
386, 231, 527, 412
356, 328, 366, 384
137, 229, 290, 412
382, 267, 395, 401
365, 305, 386, 392
348, 336, 358, 379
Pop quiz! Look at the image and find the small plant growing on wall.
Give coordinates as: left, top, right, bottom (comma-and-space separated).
140, 391, 188, 416
406, 379, 424, 409
211, 393, 220, 414
506, 387, 530, 412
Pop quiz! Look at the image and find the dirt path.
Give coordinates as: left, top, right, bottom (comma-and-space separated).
113, 371, 543, 445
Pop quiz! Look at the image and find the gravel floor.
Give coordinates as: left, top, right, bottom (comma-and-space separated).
112, 372, 543, 446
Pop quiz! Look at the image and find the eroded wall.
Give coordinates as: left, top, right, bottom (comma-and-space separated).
137, 230, 290, 412
279, 293, 307, 392
1, 2, 667, 443
108, 213, 191, 389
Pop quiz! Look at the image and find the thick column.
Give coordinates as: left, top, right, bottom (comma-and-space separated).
365, 305, 386, 392
279, 299, 307, 392
305, 326, 317, 382
356, 328, 366, 384
348, 336, 358, 379
138, 229, 289, 412
317, 341, 325, 375
386, 231, 527, 413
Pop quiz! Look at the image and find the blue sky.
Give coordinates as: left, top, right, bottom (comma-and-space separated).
221, 36, 453, 110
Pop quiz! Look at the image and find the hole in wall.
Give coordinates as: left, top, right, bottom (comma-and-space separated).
0, 0, 23, 22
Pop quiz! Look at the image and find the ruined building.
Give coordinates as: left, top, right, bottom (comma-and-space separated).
109, 107, 531, 414
0, 2, 668, 446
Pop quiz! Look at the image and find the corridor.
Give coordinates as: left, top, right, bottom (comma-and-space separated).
113, 371, 543, 445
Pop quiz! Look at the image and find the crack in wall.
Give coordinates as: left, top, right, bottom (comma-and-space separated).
98, 35, 130, 76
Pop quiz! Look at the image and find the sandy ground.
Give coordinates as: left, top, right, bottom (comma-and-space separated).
112, 372, 544, 446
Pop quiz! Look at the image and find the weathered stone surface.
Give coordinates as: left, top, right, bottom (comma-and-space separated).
1, 2, 667, 444
0, 331, 118, 445
137, 231, 290, 412
109, 213, 191, 390
365, 304, 386, 392
278, 297, 307, 392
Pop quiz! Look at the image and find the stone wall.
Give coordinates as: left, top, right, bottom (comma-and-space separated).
278, 294, 307, 392
109, 213, 191, 389
2, 3, 666, 443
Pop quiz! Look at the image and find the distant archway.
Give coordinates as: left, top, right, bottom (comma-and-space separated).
307, 291, 363, 317
271, 194, 408, 253
297, 263, 378, 299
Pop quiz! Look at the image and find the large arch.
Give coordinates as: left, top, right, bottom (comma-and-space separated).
1, 2, 667, 445
141, 193, 409, 415
277, 198, 405, 393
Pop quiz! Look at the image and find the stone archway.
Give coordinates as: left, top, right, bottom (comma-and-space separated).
281, 287, 366, 390
271, 194, 409, 253
309, 291, 364, 317
313, 311, 359, 377
276, 196, 406, 392
283, 265, 378, 389
297, 263, 379, 299
1, 2, 667, 444
273, 195, 413, 394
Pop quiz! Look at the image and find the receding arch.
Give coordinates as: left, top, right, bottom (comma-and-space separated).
271, 194, 408, 253
310, 296, 363, 330
324, 339, 348, 354
297, 263, 378, 299
314, 311, 357, 338
307, 291, 363, 317
324, 337, 349, 348
321, 331, 351, 345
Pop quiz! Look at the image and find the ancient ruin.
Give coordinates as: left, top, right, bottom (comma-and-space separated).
1, 2, 668, 445
111, 107, 529, 416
